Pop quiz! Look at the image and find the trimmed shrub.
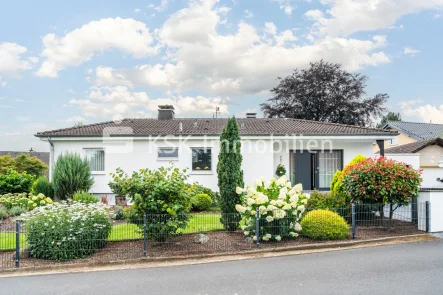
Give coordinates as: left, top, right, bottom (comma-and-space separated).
53, 153, 94, 200
331, 154, 368, 199
301, 209, 349, 240
306, 190, 350, 220
111, 165, 191, 242
32, 177, 54, 199
191, 194, 213, 211
9, 206, 27, 216
0, 193, 54, 210
236, 176, 309, 242
187, 184, 217, 205
0, 169, 34, 194
73, 191, 98, 204
0, 206, 7, 220
22, 202, 113, 260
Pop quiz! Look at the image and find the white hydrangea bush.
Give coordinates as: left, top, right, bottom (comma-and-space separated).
21, 201, 113, 260
235, 176, 310, 242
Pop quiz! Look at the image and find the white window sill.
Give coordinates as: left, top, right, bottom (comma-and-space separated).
157, 158, 179, 161
91, 171, 106, 175
190, 170, 214, 175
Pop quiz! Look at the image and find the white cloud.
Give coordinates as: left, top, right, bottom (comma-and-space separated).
0, 123, 52, 151
16, 116, 31, 122
69, 86, 229, 120
307, 0, 443, 37
0, 42, 35, 77
404, 47, 420, 56
0, 76, 6, 87
15, 98, 26, 102
94, 6, 389, 96
149, 0, 170, 12
0, 105, 15, 108
58, 116, 86, 123
36, 17, 159, 78
134, 8, 141, 13
243, 9, 253, 18
272, 0, 295, 16
401, 100, 443, 123
67, 88, 76, 94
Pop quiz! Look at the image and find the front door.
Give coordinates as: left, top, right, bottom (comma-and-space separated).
291, 150, 343, 191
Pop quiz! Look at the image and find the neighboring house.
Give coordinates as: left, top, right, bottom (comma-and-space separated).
384, 138, 443, 188
0, 150, 50, 176
35, 106, 396, 200
373, 121, 443, 153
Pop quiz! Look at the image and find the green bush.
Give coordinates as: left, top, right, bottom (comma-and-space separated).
0, 206, 7, 220
301, 209, 349, 240
0, 153, 48, 177
187, 184, 217, 205
114, 205, 125, 220
306, 190, 350, 220
32, 177, 54, 198
0, 193, 54, 210
73, 191, 98, 204
53, 153, 94, 200
342, 157, 422, 219
111, 165, 191, 242
0, 169, 35, 194
191, 194, 213, 211
8, 206, 27, 216
22, 202, 113, 260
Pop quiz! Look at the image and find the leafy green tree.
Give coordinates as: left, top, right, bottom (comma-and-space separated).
0, 154, 15, 174
261, 60, 388, 126
376, 111, 402, 128
217, 116, 244, 230
13, 153, 48, 177
53, 153, 94, 200
0, 153, 48, 177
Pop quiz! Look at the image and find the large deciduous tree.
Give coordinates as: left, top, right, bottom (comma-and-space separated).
217, 116, 244, 231
261, 60, 388, 127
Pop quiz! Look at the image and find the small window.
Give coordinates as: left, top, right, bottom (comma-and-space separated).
85, 149, 105, 172
192, 148, 212, 171
390, 137, 398, 145
158, 148, 179, 159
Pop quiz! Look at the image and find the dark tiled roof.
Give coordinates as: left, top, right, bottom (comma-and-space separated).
35, 118, 395, 137
0, 151, 50, 165
384, 138, 443, 154
383, 121, 443, 140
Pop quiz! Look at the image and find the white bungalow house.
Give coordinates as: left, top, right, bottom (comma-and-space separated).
35, 106, 396, 201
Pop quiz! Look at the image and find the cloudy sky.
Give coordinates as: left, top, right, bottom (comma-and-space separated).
1, 0, 443, 151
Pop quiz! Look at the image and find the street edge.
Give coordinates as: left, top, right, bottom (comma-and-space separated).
0, 234, 437, 277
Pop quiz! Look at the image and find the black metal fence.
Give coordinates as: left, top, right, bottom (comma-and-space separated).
0, 202, 430, 270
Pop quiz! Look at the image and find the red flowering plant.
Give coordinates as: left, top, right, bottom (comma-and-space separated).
342, 157, 422, 220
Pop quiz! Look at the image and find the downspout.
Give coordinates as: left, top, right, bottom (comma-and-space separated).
48, 137, 54, 181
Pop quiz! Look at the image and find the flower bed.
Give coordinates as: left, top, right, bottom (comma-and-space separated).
21, 202, 113, 260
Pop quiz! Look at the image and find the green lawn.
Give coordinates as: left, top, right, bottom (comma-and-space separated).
0, 232, 26, 251
0, 213, 223, 251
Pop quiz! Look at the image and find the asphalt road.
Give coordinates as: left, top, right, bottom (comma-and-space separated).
1, 239, 443, 295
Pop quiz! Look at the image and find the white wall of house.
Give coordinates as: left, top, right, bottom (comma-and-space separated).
417, 190, 443, 232
47, 136, 378, 198
385, 153, 443, 188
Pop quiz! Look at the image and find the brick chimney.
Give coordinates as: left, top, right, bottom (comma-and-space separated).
158, 105, 175, 120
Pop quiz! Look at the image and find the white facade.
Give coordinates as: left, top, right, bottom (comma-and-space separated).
44, 135, 384, 198
417, 190, 443, 232
385, 153, 443, 189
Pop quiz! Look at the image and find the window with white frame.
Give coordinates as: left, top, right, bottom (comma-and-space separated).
192, 148, 212, 171
158, 148, 179, 159
85, 149, 105, 172
390, 136, 398, 146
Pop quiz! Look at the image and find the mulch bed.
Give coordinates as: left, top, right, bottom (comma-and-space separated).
0, 220, 425, 270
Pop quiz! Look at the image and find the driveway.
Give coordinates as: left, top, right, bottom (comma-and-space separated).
1, 239, 443, 295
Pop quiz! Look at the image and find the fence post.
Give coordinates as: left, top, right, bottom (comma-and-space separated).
143, 213, 147, 257
15, 220, 20, 268
425, 201, 430, 233
255, 207, 260, 248
351, 203, 356, 240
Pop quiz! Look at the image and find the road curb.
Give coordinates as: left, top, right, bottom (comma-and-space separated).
0, 234, 436, 277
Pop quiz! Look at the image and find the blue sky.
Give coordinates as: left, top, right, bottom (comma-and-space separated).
1, 0, 443, 151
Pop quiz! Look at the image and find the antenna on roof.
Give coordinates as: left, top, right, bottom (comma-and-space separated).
179, 122, 183, 132
193, 120, 198, 128
214, 106, 220, 119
